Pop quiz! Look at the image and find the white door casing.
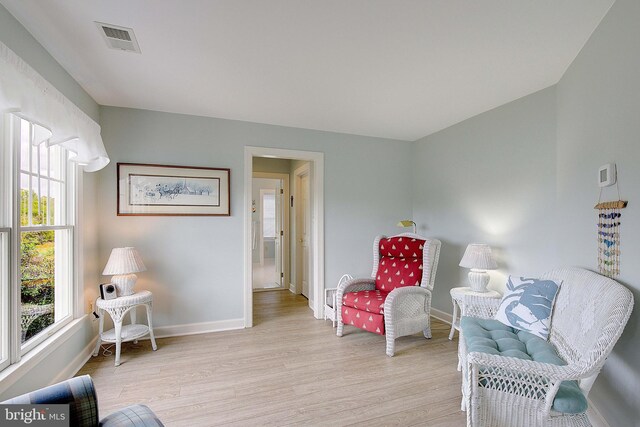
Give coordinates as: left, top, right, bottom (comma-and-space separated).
274, 179, 282, 287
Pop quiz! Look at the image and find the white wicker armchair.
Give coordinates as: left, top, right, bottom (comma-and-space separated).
336, 232, 441, 356
459, 268, 634, 427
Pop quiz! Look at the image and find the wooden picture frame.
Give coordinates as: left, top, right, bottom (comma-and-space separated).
117, 163, 230, 216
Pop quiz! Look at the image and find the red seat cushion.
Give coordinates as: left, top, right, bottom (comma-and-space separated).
341, 306, 385, 335
375, 236, 425, 292
342, 289, 389, 314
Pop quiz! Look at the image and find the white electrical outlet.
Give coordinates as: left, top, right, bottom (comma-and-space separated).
598, 163, 616, 187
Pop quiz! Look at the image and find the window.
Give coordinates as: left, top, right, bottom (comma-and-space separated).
0, 114, 11, 372
0, 114, 76, 368
0, 229, 9, 372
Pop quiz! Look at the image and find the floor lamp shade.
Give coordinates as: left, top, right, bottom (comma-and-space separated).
397, 220, 417, 234
102, 247, 147, 296
459, 244, 497, 292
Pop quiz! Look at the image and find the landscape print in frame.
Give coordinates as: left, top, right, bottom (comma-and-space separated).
117, 163, 230, 216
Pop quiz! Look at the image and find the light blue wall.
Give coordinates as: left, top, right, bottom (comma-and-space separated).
0, 4, 101, 399
97, 106, 413, 327
412, 1, 640, 424
413, 87, 558, 311
556, 0, 640, 424
253, 157, 292, 174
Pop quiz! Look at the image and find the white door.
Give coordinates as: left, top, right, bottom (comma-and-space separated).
297, 172, 311, 298
274, 180, 283, 287
252, 178, 284, 290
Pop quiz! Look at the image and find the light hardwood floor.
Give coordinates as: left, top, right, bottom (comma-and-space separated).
78, 291, 466, 426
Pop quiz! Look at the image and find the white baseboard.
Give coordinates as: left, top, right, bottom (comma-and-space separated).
152, 318, 245, 339
52, 335, 98, 385
587, 398, 610, 427
289, 282, 297, 293
431, 307, 453, 325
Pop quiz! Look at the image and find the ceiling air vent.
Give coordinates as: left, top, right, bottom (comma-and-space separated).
95, 22, 141, 53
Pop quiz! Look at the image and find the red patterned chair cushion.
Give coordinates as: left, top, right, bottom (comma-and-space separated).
341, 306, 385, 335
342, 289, 389, 314
375, 236, 425, 292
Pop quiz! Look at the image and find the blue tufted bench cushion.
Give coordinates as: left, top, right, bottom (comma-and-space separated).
460, 316, 587, 414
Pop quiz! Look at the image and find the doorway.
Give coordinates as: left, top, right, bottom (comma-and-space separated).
244, 147, 325, 328
252, 174, 288, 291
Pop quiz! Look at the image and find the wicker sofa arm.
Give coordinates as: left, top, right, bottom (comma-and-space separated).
466, 351, 588, 416
467, 351, 584, 382
460, 294, 501, 319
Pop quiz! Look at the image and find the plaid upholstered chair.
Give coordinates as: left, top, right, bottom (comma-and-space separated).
2, 375, 163, 426
336, 232, 441, 356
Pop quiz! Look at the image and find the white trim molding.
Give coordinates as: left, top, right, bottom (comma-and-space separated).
430, 307, 453, 325
587, 399, 610, 427
52, 335, 98, 385
152, 318, 245, 339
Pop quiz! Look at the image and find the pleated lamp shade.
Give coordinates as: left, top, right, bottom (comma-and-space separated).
103, 247, 147, 275
459, 244, 497, 292
102, 247, 146, 297
459, 244, 497, 270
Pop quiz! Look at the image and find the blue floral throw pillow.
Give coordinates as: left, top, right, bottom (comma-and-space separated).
494, 276, 561, 340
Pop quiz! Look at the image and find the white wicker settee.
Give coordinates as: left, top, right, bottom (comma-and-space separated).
459, 267, 634, 427
336, 232, 441, 356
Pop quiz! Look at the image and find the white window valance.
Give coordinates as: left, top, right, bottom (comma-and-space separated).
0, 41, 109, 172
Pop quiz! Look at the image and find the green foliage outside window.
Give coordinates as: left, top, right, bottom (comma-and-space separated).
20, 189, 55, 341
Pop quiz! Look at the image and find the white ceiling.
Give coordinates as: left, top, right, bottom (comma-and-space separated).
1, 0, 614, 141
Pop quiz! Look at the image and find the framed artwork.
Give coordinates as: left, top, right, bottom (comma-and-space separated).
117, 163, 230, 216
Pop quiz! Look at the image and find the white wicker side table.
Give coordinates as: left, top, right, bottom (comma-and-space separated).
92, 290, 158, 366
324, 288, 338, 327
449, 287, 501, 340
325, 274, 353, 327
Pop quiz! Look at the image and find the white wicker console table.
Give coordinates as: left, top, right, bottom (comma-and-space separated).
93, 290, 158, 366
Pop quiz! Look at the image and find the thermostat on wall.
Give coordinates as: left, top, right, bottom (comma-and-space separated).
598, 163, 616, 187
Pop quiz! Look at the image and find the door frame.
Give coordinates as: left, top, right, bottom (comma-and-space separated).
253, 172, 289, 290
244, 147, 324, 327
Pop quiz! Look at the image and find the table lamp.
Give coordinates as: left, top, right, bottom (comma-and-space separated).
102, 247, 147, 297
459, 243, 497, 292
397, 220, 417, 234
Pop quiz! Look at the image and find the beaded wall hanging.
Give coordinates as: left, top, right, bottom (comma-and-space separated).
595, 196, 627, 278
